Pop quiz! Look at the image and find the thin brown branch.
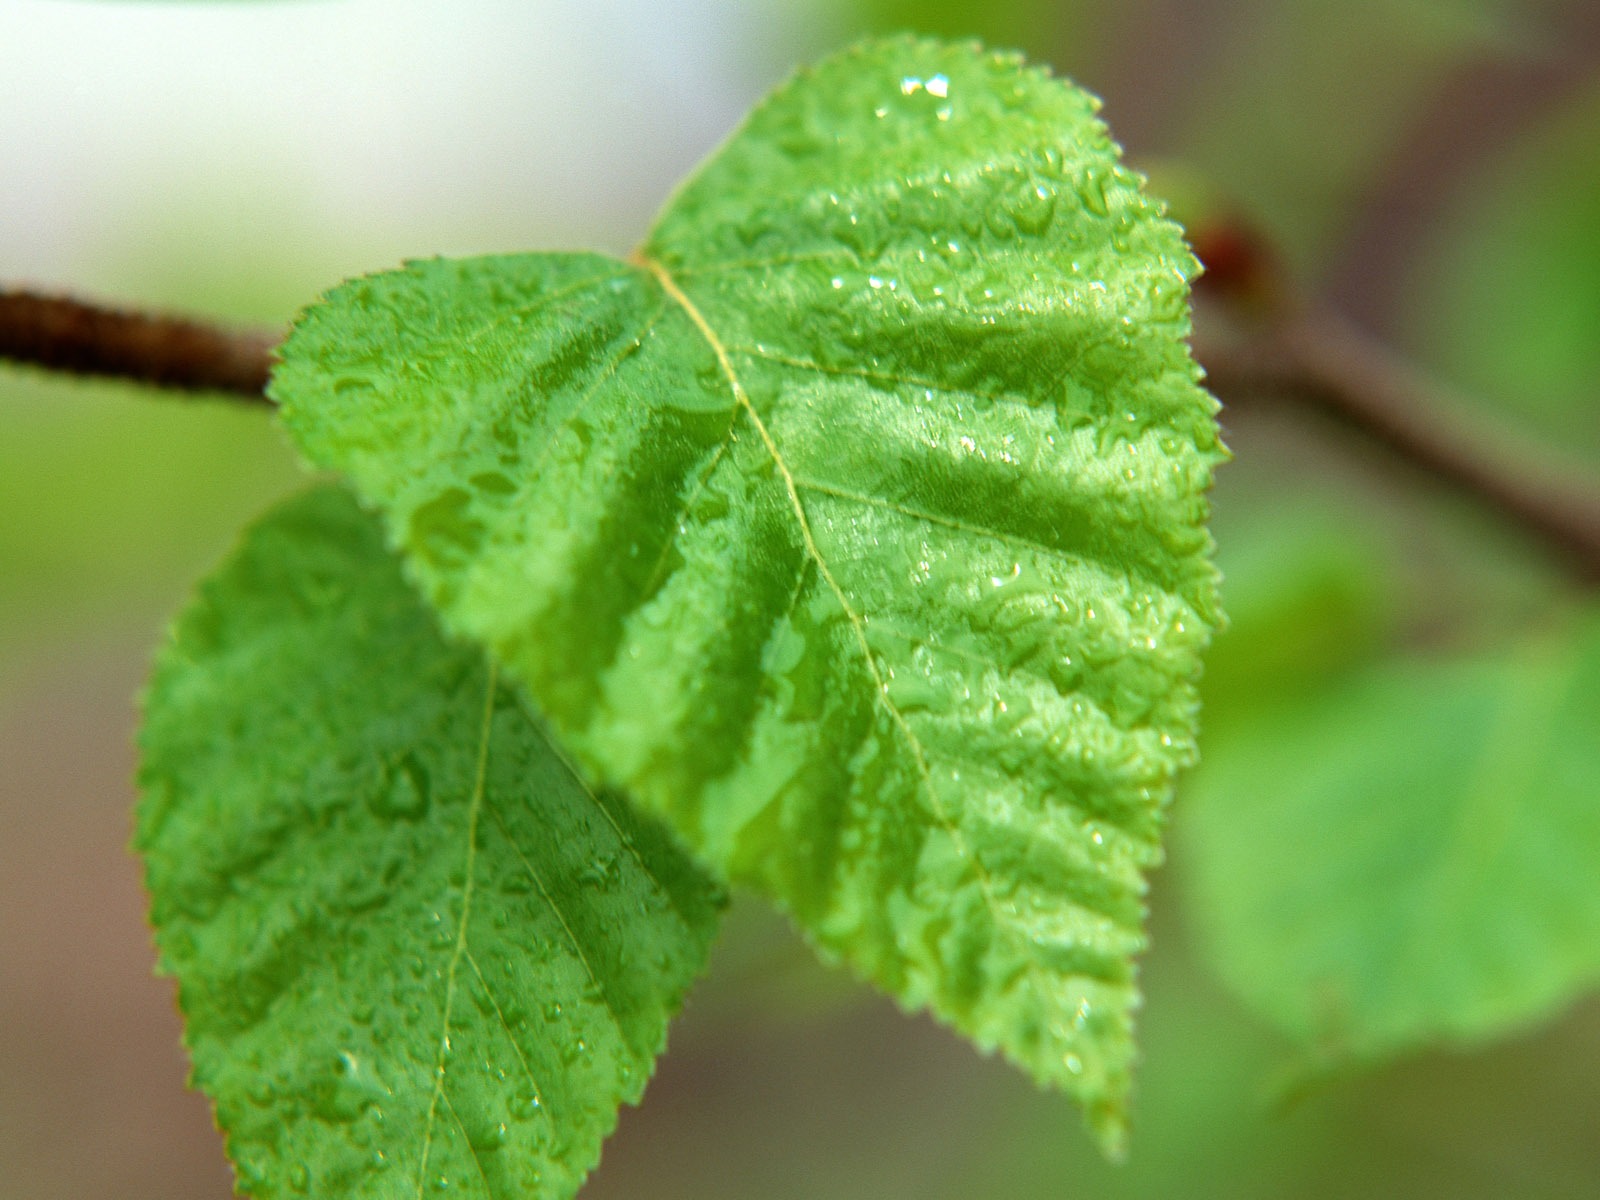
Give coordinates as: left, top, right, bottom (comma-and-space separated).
1188, 212, 1600, 586
1197, 307, 1600, 585
0, 288, 277, 401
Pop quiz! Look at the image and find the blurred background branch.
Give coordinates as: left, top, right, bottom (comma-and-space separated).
1195, 307, 1600, 585
1187, 215, 1600, 585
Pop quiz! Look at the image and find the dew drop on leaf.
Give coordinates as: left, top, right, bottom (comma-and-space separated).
371, 752, 430, 820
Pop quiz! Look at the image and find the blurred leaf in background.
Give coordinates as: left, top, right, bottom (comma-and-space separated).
1183, 606, 1600, 1061
1412, 76, 1600, 467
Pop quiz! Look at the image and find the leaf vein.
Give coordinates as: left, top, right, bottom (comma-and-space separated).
731, 342, 948, 395
441, 1086, 495, 1198
638, 253, 1021, 964
517, 303, 670, 486
417, 662, 498, 1199
486, 805, 630, 1045
794, 475, 1074, 570
456, 267, 632, 361
669, 249, 857, 278
464, 949, 547, 1116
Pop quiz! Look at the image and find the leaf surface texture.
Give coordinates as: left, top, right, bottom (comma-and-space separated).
137, 485, 723, 1199
273, 37, 1224, 1145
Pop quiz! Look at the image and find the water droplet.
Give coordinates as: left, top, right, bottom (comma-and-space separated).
409, 487, 484, 563
316, 1050, 386, 1123
468, 470, 516, 497
578, 853, 621, 890
469, 1121, 509, 1152
559, 1036, 591, 1065
1009, 183, 1055, 235
372, 753, 430, 820
1077, 164, 1111, 217
510, 1088, 543, 1119
235, 1151, 270, 1191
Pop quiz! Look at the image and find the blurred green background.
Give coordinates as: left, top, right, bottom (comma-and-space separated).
3, 1, 1598, 1197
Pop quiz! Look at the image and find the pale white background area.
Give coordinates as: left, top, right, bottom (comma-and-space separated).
0, 0, 819, 307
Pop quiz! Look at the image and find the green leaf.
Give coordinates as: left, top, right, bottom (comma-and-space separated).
272, 36, 1223, 1147
136, 485, 724, 1200
1181, 608, 1600, 1063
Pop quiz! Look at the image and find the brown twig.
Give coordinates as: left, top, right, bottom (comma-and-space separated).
1188, 214, 1600, 585
1196, 309, 1600, 584
0, 288, 277, 401
4, 281, 1598, 583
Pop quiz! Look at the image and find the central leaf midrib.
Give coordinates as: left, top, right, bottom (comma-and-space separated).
633, 252, 1068, 1000
417, 661, 499, 1199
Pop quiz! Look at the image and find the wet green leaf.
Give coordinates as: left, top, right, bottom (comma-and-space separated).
272, 36, 1223, 1147
137, 485, 723, 1200
1182, 607, 1600, 1063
